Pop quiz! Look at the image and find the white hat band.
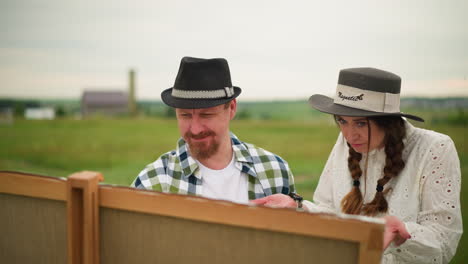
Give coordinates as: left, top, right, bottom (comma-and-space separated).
172, 87, 234, 99
333, 84, 400, 113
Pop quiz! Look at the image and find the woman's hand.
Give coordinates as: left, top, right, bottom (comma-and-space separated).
383, 215, 411, 249
250, 194, 296, 208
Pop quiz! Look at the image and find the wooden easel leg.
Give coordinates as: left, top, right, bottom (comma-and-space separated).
67, 171, 103, 264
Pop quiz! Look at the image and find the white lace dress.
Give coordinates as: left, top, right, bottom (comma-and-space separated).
303, 121, 462, 264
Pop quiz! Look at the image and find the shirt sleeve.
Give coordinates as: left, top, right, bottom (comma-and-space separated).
286, 162, 296, 194
302, 137, 341, 214
130, 156, 168, 192
385, 137, 462, 264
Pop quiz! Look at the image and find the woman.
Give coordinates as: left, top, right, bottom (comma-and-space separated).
252, 67, 462, 263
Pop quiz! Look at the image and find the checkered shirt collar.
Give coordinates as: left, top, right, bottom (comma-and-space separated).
175, 132, 256, 179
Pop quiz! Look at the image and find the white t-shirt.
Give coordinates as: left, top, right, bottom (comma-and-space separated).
197, 154, 248, 204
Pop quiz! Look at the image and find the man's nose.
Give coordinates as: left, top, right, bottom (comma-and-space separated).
189, 117, 204, 135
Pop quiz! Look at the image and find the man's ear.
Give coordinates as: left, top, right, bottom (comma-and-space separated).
229, 99, 237, 120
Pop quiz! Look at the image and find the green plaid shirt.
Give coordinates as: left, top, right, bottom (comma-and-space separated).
131, 133, 295, 199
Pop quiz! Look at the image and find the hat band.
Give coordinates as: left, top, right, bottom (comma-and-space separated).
333, 84, 400, 113
172, 87, 234, 99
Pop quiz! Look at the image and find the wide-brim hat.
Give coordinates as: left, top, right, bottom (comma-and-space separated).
161, 57, 241, 109
309, 67, 424, 122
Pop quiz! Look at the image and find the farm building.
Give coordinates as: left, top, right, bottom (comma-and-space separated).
81, 91, 129, 117
25, 107, 55, 120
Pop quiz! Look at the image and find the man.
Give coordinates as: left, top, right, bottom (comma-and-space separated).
131, 57, 295, 204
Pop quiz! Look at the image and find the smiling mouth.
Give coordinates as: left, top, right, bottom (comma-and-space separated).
191, 136, 210, 141
186, 131, 216, 141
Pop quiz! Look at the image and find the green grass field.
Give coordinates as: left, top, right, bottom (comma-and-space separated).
0, 117, 466, 263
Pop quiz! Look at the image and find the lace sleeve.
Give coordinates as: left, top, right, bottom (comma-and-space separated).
386, 136, 462, 264
304, 136, 341, 214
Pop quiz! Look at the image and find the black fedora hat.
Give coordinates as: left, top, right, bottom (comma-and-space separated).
309, 67, 424, 122
161, 57, 242, 109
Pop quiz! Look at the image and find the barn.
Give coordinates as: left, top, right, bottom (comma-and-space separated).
81, 91, 129, 117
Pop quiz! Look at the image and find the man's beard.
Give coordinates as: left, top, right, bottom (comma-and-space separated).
185, 130, 219, 160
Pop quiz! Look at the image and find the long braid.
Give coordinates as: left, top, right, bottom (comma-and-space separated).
361, 116, 406, 216
340, 144, 364, 214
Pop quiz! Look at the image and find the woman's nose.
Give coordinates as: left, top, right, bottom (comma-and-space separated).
343, 126, 358, 141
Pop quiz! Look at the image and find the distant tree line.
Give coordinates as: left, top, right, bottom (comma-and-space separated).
1, 98, 467, 125
0, 99, 77, 118
0, 99, 40, 116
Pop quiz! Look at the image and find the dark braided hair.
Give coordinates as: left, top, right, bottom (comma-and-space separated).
339, 116, 406, 216
340, 144, 364, 214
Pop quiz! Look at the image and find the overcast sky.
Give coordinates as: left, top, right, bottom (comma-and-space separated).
1, 0, 467, 100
